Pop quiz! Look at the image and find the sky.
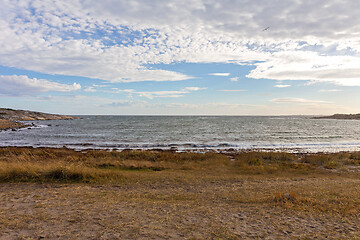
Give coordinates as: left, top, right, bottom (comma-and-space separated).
1, 0, 360, 115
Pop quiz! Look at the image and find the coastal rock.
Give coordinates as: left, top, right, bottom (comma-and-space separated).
0, 119, 26, 131
0, 108, 79, 131
313, 113, 360, 120
0, 108, 79, 121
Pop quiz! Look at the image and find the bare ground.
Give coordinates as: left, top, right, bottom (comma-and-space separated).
1, 174, 359, 240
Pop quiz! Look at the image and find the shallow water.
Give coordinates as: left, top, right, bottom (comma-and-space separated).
1, 116, 360, 152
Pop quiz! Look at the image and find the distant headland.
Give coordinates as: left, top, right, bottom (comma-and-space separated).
313, 113, 360, 120
0, 108, 79, 131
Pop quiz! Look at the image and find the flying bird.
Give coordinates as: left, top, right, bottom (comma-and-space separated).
263, 27, 270, 31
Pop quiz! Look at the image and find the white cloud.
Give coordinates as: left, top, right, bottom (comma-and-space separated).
137, 91, 184, 99
218, 89, 247, 92
84, 87, 97, 92
1, 0, 360, 86
105, 100, 149, 108
270, 98, 331, 104
274, 84, 291, 88
115, 87, 206, 99
319, 89, 342, 92
0, 75, 81, 96
248, 51, 360, 86
182, 87, 205, 91
209, 73, 230, 76
230, 77, 239, 82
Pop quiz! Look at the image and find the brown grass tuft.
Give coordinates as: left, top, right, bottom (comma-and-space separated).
0, 147, 360, 183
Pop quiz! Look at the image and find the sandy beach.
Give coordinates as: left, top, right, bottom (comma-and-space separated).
0, 147, 359, 239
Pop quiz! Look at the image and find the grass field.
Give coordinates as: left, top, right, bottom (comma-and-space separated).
1, 147, 360, 183
0, 147, 360, 239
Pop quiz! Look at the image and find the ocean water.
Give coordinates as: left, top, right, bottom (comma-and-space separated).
1, 116, 360, 152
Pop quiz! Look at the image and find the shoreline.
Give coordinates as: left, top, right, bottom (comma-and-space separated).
0, 119, 28, 131
1, 144, 360, 154
0, 107, 79, 121
3, 113, 360, 154
313, 113, 360, 120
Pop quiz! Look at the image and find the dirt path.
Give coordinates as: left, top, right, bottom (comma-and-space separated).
1, 177, 359, 239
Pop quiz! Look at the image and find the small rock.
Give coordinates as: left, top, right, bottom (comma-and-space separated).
170, 147, 178, 152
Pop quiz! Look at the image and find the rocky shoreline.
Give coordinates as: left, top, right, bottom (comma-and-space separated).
0, 119, 27, 131
313, 113, 360, 120
0, 108, 79, 121
0, 108, 79, 131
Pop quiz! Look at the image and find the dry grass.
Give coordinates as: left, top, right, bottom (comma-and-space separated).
1, 147, 360, 183
1, 147, 360, 239
0, 147, 230, 183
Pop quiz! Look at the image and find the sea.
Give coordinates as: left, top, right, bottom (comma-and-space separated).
1, 115, 360, 153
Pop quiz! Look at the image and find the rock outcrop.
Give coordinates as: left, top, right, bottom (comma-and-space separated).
313, 114, 360, 120
0, 119, 26, 130
0, 108, 79, 131
0, 108, 79, 121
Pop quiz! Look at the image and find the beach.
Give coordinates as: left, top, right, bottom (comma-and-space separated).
1, 113, 360, 239
0, 147, 359, 239
3, 0, 360, 238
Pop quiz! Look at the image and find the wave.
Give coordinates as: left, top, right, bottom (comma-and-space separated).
3, 115, 360, 153
2, 141, 358, 153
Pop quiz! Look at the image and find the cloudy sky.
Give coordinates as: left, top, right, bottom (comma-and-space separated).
1, 0, 360, 115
